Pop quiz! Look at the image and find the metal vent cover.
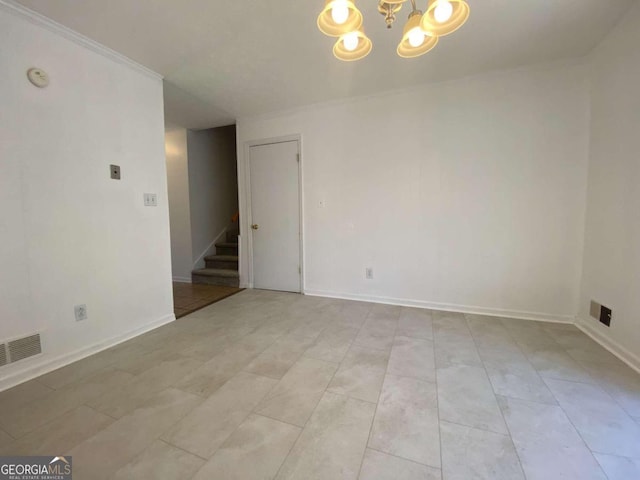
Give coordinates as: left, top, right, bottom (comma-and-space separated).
8, 334, 42, 363
0, 344, 6, 367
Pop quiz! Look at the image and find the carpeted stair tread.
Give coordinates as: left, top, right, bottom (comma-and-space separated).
215, 242, 238, 248
192, 268, 240, 278
204, 254, 238, 262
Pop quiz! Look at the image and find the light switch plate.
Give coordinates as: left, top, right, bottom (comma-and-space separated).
144, 193, 157, 206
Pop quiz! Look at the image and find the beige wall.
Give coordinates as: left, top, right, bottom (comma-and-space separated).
165, 128, 193, 281
0, 6, 172, 390
578, 2, 640, 368
237, 61, 590, 322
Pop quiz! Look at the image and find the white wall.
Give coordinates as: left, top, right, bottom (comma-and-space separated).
0, 5, 173, 390
237, 61, 590, 321
578, 2, 640, 367
187, 126, 238, 267
165, 128, 193, 281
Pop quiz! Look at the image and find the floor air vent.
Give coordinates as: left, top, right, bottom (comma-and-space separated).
0, 344, 7, 367
8, 334, 42, 363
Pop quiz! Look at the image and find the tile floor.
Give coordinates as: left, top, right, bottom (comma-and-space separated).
172, 282, 243, 319
1, 289, 640, 479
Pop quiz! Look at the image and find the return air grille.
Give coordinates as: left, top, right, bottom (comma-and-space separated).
0, 344, 7, 367
8, 334, 42, 363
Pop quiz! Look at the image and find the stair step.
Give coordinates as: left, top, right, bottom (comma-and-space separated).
216, 242, 238, 256
204, 255, 238, 262
204, 254, 239, 270
192, 268, 239, 278
192, 268, 240, 287
226, 230, 239, 243
216, 242, 238, 248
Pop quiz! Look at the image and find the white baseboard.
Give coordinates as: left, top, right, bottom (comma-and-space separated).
575, 316, 640, 375
172, 276, 192, 283
304, 289, 575, 324
0, 313, 176, 392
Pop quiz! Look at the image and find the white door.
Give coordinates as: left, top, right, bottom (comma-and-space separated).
249, 140, 301, 292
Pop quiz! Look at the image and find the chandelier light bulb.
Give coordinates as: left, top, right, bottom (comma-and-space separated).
317, 0, 363, 37
434, 0, 453, 23
408, 27, 425, 47
320, 0, 469, 61
331, 0, 350, 25
343, 32, 359, 51
333, 29, 372, 61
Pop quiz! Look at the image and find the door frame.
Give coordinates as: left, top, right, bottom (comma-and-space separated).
242, 134, 304, 293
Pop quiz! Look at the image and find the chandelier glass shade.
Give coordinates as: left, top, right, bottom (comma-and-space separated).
397, 11, 438, 58
333, 30, 373, 61
421, 0, 470, 36
317, 0, 469, 60
317, 0, 364, 37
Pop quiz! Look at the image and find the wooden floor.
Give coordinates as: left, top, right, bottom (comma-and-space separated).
173, 282, 243, 318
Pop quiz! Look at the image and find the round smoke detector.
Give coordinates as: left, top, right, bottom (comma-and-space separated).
27, 67, 49, 88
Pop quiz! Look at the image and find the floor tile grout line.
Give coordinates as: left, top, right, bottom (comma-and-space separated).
484, 315, 616, 480
0, 425, 17, 442
429, 310, 447, 477
358, 308, 399, 480
538, 373, 630, 479
499, 318, 626, 471
68, 386, 207, 477
157, 437, 210, 462
471, 327, 566, 408
271, 302, 370, 480
249, 411, 306, 430
3, 384, 111, 441
438, 417, 513, 438
463, 313, 528, 480
111, 418, 210, 480
365, 445, 442, 472
495, 315, 586, 398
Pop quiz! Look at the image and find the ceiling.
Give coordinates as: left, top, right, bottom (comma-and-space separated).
16, 0, 635, 129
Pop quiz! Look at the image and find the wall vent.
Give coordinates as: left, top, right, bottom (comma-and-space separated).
0, 344, 7, 367
8, 334, 42, 363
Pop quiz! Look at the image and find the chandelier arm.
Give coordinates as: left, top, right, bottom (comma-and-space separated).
409, 0, 418, 13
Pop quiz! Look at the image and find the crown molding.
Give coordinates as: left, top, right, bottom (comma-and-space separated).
0, 0, 163, 82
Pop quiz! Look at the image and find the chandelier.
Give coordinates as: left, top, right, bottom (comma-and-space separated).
317, 0, 470, 61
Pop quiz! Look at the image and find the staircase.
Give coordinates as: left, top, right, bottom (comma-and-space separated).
191, 228, 240, 287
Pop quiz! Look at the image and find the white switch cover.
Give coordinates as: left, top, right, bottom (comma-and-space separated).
144, 193, 157, 206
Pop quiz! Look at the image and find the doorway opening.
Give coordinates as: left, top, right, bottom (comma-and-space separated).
165, 125, 243, 318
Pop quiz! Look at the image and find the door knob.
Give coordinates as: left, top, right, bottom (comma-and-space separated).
251, 224, 259, 230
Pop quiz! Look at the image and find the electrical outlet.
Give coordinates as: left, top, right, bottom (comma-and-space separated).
366, 267, 373, 280
591, 300, 612, 327
110, 164, 121, 180
74, 304, 88, 322
600, 305, 612, 327
143, 193, 157, 206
